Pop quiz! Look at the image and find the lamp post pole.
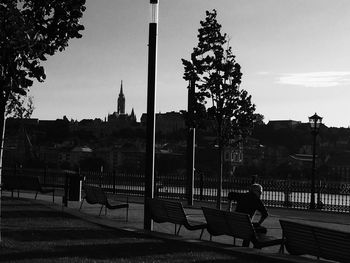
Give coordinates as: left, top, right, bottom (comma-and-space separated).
310, 129, 317, 209
144, 0, 159, 230
186, 78, 195, 206
308, 113, 322, 210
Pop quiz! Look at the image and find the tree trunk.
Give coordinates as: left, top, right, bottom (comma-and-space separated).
0, 97, 6, 242
216, 144, 223, 209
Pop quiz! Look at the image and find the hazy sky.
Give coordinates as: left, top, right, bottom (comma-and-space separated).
30, 0, 350, 127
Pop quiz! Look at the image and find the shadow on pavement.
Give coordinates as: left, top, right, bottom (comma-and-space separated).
0, 196, 267, 263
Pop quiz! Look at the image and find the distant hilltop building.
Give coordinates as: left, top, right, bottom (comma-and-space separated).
117, 80, 125, 114
108, 80, 136, 123
140, 111, 186, 133
267, 120, 301, 130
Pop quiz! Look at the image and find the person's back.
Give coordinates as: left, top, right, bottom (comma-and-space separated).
234, 184, 269, 246
234, 184, 268, 225
235, 191, 266, 219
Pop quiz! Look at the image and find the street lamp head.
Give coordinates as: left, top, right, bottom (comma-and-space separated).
309, 112, 322, 131
150, 0, 159, 23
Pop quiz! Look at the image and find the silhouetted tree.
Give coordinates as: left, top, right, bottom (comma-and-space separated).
6, 94, 34, 118
182, 10, 255, 209
253, 113, 265, 127
0, 1, 86, 157
0, 0, 86, 239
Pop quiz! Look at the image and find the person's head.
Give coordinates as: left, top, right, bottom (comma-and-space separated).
249, 183, 263, 197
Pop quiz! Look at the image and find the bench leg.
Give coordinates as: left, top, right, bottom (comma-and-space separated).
199, 229, 204, 240
176, 225, 182, 236
227, 201, 233, 211
279, 243, 284, 254
79, 199, 85, 210
99, 205, 104, 216
242, 239, 250, 247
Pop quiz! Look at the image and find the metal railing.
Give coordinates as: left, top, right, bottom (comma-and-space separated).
2, 167, 350, 213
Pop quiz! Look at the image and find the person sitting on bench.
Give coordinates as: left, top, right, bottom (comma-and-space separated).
228, 183, 268, 235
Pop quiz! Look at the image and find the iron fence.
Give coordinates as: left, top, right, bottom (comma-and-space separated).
2, 167, 350, 213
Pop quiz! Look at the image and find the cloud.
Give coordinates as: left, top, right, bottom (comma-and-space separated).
257, 71, 270, 75
277, 72, 350, 88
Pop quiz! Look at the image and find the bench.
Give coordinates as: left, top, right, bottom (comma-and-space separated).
3, 175, 55, 202
280, 219, 350, 262
147, 198, 207, 239
79, 184, 129, 221
202, 207, 282, 249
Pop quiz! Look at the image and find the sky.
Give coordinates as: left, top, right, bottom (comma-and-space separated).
30, 0, 350, 128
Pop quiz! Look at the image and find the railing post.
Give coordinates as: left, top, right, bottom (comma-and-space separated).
44, 165, 47, 185
99, 172, 102, 187
113, 169, 116, 194
316, 179, 323, 209
200, 172, 204, 201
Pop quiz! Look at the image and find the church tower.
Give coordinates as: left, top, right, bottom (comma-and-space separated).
117, 80, 125, 114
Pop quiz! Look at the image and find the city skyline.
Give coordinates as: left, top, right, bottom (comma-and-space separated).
30, 0, 350, 127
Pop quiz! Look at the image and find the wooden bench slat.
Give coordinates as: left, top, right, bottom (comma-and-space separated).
203, 207, 282, 249
280, 219, 350, 263
280, 220, 319, 256
202, 207, 230, 237
314, 227, 350, 262
225, 211, 255, 241
147, 198, 170, 223
165, 201, 187, 225
147, 198, 206, 238
80, 184, 129, 220
3, 175, 55, 202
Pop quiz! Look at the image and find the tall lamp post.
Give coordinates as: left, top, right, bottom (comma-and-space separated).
144, 0, 159, 230
186, 77, 195, 206
308, 113, 322, 209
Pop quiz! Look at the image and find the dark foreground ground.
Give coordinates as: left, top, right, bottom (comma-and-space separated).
0, 196, 281, 263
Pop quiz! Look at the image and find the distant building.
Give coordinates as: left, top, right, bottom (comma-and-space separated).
108, 80, 136, 124
141, 111, 185, 134
327, 152, 350, 182
267, 120, 301, 130
117, 80, 125, 115
70, 146, 93, 165
242, 137, 265, 166
112, 142, 145, 172
70, 118, 105, 137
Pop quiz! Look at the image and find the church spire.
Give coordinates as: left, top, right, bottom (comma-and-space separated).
130, 107, 136, 122
117, 80, 125, 114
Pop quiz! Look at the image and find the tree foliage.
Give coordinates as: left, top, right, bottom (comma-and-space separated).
0, 2, 86, 234
182, 9, 255, 208
182, 10, 255, 148
0, 0, 86, 113
6, 94, 34, 118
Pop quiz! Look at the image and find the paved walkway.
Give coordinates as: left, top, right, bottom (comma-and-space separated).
2, 191, 350, 262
